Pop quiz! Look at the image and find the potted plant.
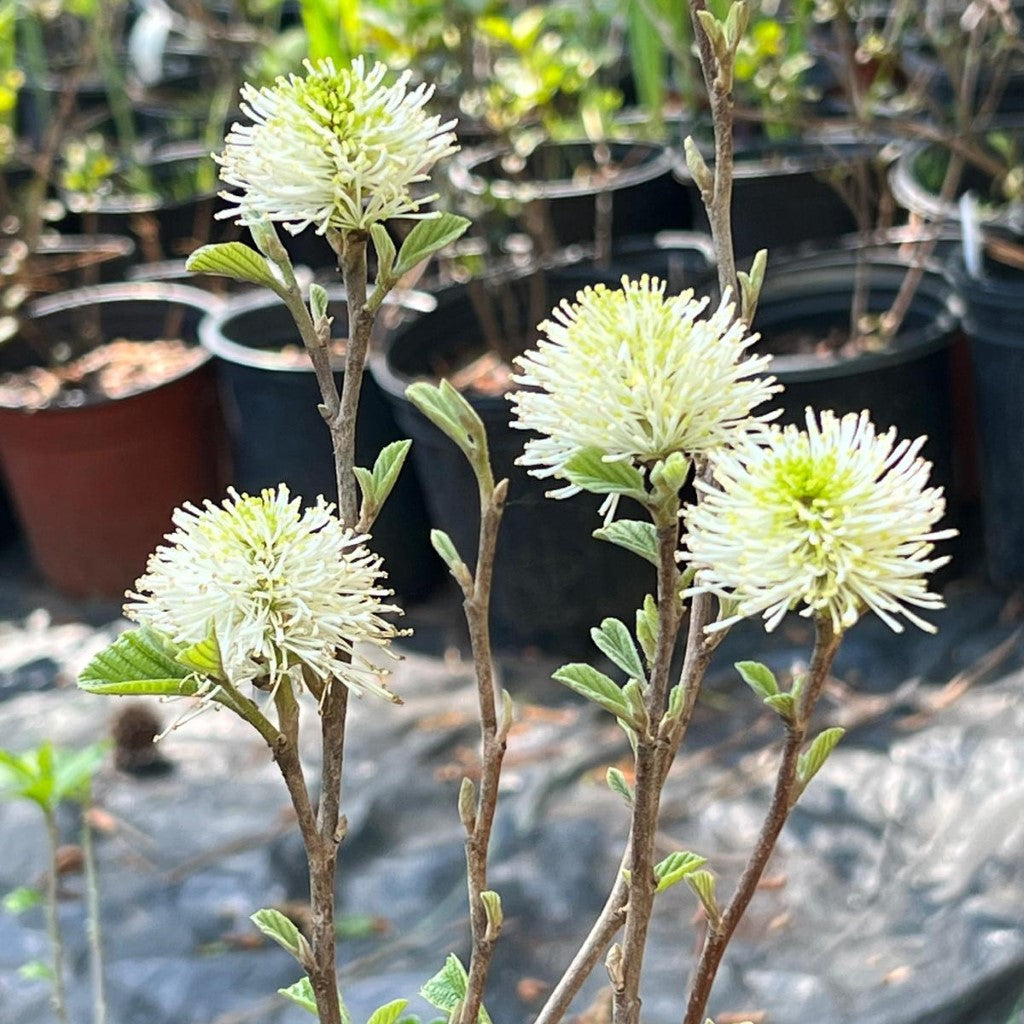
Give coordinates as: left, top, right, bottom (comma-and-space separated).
0, 282, 225, 597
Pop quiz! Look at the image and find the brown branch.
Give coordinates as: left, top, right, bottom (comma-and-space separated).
459, 471, 509, 1024
682, 619, 842, 1024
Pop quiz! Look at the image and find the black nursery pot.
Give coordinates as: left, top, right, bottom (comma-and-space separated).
449, 140, 688, 248
199, 288, 441, 603
949, 255, 1024, 586
674, 137, 866, 257
374, 261, 662, 654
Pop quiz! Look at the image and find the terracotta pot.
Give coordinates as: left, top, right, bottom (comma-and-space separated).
0, 283, 226, 597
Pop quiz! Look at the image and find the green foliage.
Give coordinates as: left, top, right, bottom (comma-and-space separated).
355, 440, 413, 526
78, 626, 201, 699
393, 214, 471, 279
278, 977, 320, 1016
562, 449, 647, 503
0, 741, 107, 811
251, 908, 310, 963
797, 727, 845, 788
734, 661, 778, 700
420, 953, 492, 1024
654, 851, 707, 893
186, 242, 284, 294
593, 519, 659, 566
635, 594, 660, 668
367, 999, 410, 1024
590, 617, 646, 681
606, 766, 633, 805
3, 886, 43, 914
552, 663, 629, 721
406, 380, 490, 473
175, 624, 224, 680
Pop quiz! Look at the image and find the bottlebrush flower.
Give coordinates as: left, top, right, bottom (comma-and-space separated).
126, 486, 404, 703
216, 57, 458, 235
683, 409, 956, 634
508, 276, 778, 498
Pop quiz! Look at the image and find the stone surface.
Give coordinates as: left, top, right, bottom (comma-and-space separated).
1, 535, 1023, 1024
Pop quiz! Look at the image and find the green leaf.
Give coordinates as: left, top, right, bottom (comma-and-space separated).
593, 519, 659, 566
687, 869, 719, 920
552, 664, 628, 720
394, 214, 471, 277
621, 679, 650, 735
19, 959, 55, 982
591, 618, 646, 681
562, 449, 647, 501
431, 530, 463, 572
406, 381, 487, 462
368, 1000, 410, 1024
654, 851, 707, 893
763, 693, 795, 719
176, 623, 223, 680
606, 766, 633, 805
370, 223, 396, 282
797, 727, 845, 788
309, 282, 330, 324
251, 907, 304, 960
51, 743, 107, 803
421, 954, 468, 1016
186, 242, 282, 292
735, 661, 778, 699
369, 439, 412, 512
635, 595, 659, 668
278, 977, 318, 1016
3, 886, 42, 914
78, 627, 201, 698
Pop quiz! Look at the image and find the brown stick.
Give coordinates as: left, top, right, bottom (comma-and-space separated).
682, 620, 842, 1024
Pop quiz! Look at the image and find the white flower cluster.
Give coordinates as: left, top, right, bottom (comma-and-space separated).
508, 275, 778, 497
126, 486, 404, 703
216, 57, 458, 235
684, 410, 955, 634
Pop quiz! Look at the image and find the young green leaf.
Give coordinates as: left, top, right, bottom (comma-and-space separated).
309, 282, 330, 324
251, 908, 304, 961
19, 959, 55, 982
593, 519, 659, 566
420, 953, 492, 1024
797, 727, 846, 789
480, 890, 503, 940
655, 851, 708, 893
51, 742, 107, 803
563, 449, 647, 501
367, 1000, 410, 1024
3, 887, 43, 914
636, 594, 660, 668
278, 977, 318, 1016
591, 618, 646, 680
606, 766, 634, 805
735, 661, 778, 699
687, 869, 720, 924
763, 693, 795, 720
186, 242, 282, 293
79, 627, 201, 698
175, 623, 223, 680
621, 679, 651, 735
356, 440, 413, 525
552, 664, 628, 720
370, 223, 397, 283
394, 214, 471, 277
406, 381, 485, 463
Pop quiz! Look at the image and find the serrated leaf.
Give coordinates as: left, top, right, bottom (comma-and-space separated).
591, 618, 646, 680
797, 727, 845, 788
606, 766, 633, 805
394, 214, 471, 277
370, 223, 396, 282
367, 1000, 410, 1024
735, 661, 778, 699
186, 242, 281, 292
593, 519, 659, 566
3, 886, 43, 914
251, 907, 303, 959
421, 953, 492, 1024
79, 627, 201, 698
278, 977, 318, 1016
552, 664, 628, 720
655, 851, 707, 893
563, 449, 647, 501
763, 693, 795, 719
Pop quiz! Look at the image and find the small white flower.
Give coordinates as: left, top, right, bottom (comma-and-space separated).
216, 56, 458, 235
683, 409, 956, 635
126, 486, 404, 703
508, 275, 779, 498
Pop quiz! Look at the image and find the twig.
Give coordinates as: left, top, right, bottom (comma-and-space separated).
43, 807, 70, 1024
682, 619, 842, 1024
82, 804, 107, 1024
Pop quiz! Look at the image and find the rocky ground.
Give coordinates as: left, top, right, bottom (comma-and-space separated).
1, 538, 1024, 1024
